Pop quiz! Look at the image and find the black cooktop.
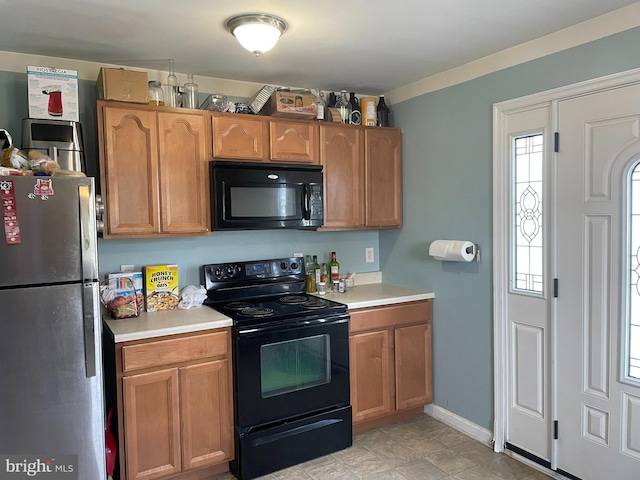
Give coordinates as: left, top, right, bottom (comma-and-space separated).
206, 292, 348, 327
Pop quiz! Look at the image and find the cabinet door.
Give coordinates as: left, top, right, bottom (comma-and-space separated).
270, 120, 319, 163
180, 360, 234, 471
350, 329, 394, 423
212, 114, 268, 161
101, 106, 160, 236
158, 112, 210, 234
320, 124, 364, 228
123, 368, 181, 480
395, 323, 433, 410
364, 128, 402, 228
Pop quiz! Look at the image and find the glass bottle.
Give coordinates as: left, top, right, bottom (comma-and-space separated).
148, 81, 165, 106
328, 92, 337, 108
305, 255, 316, 293
349, 92, 361, 125
166, 59, 178, 107
315, 90, 326, 121
377, 95, 390, 127
320, 263, 328, 283
313, 255, 321, 289
335, 91, 351, 124
329, 251, 340, 283
183, 74, 199, 109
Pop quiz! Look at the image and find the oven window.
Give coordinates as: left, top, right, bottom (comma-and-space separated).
230, 186, 298, 218
260, 334, 331, 398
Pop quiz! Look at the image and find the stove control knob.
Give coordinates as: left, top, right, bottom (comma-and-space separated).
213, 267, 223, 278
290, 262, 298, 271
280, 261, 288, 271
226, 265, 239, 277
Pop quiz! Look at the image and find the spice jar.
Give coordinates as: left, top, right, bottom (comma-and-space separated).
148, 81, 165, 106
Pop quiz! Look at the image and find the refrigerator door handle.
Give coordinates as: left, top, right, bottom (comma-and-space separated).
82, 283, 97, 378
78, 184, 98, 281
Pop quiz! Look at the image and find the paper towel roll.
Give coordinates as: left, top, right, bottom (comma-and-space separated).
429, 240, 476, 262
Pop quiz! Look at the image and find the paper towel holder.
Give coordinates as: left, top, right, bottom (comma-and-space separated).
429, 240, 480, 262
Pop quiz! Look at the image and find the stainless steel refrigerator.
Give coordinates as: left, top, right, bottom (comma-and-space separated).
0, 176, 105, 478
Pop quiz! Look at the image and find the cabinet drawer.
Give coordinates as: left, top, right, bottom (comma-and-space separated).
349, 300, 431, 333
122, 330, 229, 372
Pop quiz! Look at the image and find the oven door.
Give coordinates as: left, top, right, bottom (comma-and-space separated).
234, 314, 350, 431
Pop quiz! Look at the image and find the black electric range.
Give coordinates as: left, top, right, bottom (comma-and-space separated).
201, 257, 353, 480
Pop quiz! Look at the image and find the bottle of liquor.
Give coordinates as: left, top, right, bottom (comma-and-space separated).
335, 91, 351, 124
329, 251, 340, 283
313, 255, 321, 290
305, 255, 316, 293
377, 95, 390, 127
320, 263, 328, 283
349, 92, 361, 125
328, 92, 337, 108
315, 90, 326, 121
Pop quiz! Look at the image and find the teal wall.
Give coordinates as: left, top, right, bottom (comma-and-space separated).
4, 25, 640, 432
381, 26, 640, 430
0, 70, 379, 284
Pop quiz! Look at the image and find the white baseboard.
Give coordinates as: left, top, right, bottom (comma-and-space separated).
423, 404, 494, 448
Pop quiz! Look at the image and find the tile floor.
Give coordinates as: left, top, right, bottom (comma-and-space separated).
207, 414, 552, 480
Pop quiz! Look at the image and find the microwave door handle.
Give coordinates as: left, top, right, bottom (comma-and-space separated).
302, 184, 311, 220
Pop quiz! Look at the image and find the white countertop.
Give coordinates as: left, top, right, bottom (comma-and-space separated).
318, 283, 434, 309
104, 283, 434, 343
104, 307, 232, 343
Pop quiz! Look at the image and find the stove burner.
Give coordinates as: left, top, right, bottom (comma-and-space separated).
301, 298, 329, 309
277, 295, 309, 305
225, 301, 255, 311
239, 307, 275, 318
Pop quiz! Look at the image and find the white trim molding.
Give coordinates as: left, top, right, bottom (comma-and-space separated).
423, 404, 494, 447
387, 3, 640, 105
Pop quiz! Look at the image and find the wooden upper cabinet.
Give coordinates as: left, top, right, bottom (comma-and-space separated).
100, 106, 160, 236
98, 101, 211, 238
157, 112, 209, 234
269, 120, 319, 164
365, 128, 403, 228
320, 124, 364, 229
211, 113, 269, 161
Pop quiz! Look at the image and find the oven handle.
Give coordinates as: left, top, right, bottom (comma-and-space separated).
237, 314, 349, 336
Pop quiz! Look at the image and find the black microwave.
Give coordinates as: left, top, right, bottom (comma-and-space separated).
210, 161, 324, 230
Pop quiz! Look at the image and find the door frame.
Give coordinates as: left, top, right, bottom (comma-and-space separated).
492, 67, 640, 467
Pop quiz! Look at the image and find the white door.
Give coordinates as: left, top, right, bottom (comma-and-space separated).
556, 83, 640, 479
504, 106, 553, 463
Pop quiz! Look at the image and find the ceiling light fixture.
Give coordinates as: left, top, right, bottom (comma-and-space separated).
225, 14, 288, 56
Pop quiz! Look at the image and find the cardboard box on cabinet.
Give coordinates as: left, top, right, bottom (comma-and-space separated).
96, 67, 148, 104
265, 91, 317, 119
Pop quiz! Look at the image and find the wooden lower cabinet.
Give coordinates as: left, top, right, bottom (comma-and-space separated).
349, 300, 432, 430
114, 329, 234, 480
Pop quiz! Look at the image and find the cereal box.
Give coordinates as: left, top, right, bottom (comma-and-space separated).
107, 272, 144, 312
143, 265, 180, 312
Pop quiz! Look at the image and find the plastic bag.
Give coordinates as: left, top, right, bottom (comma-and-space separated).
178, 285, 207, 310
99, 277, 139, 319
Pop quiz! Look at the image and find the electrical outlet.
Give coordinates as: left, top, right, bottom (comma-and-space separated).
365, 247, 374, 263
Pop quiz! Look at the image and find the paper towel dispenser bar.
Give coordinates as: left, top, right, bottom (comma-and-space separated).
429, 240, 480, 262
